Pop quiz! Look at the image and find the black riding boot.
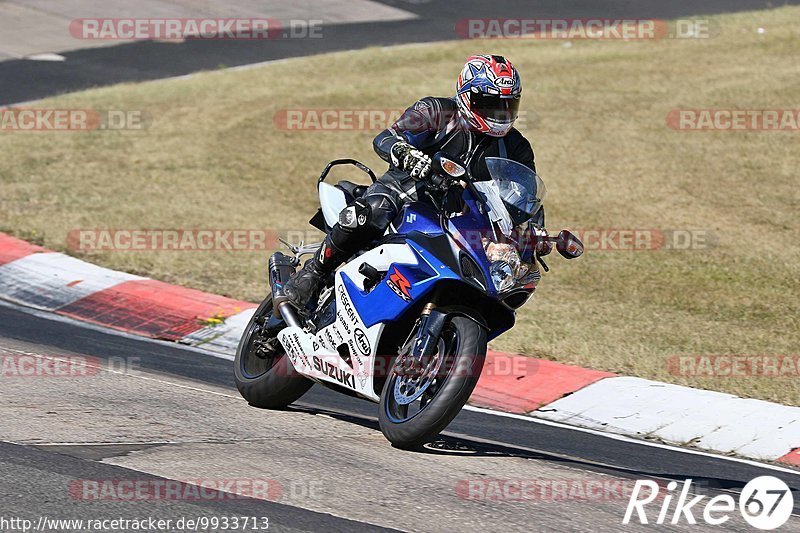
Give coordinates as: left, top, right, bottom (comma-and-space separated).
283, 232, 349, 310
284, 184, 401, 310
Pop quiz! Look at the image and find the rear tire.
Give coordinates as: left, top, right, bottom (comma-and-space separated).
234, 296, 313, 409
378, 315, 486, 449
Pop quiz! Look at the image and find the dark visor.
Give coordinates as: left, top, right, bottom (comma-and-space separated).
469, 92, 520, 123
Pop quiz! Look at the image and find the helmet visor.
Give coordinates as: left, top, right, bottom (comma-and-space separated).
469, 92, 520, 124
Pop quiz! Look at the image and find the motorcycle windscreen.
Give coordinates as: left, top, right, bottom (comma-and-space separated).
484, 157, 546, 227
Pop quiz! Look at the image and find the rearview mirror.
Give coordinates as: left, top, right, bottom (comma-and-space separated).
556, 230, 584, 259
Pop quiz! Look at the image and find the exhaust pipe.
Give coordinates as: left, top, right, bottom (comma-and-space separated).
277, 302, 302, 329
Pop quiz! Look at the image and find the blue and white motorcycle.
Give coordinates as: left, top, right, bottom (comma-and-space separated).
234, 153, 583, 448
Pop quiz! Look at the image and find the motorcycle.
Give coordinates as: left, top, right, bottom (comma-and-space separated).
234, 152, 583, 448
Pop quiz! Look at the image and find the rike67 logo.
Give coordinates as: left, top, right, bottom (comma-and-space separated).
623, 476, 794, 529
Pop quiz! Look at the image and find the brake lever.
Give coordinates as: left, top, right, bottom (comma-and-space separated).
536, 255, 549, 273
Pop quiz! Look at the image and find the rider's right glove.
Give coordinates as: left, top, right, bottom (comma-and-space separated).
390, 141, 432, 181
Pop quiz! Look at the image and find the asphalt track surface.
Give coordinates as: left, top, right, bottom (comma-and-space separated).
1, 301, 799, 531
2, 0, 798, 105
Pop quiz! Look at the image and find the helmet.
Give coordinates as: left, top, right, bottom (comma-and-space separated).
456, 55, 522, 137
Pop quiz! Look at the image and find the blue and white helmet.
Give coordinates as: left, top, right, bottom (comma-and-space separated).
456, 54, 522, 137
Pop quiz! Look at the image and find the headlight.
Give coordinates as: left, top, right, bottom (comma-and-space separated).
484, 242, 521, 272
489, 260, 515, 292
485, 241, 521, 292
484, 240, 538, 291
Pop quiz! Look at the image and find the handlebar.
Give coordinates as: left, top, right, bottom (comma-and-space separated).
317, 158, 377, 185
429, 151, 485, 203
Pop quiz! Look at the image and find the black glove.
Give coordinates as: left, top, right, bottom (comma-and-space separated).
390, 141, 432, 181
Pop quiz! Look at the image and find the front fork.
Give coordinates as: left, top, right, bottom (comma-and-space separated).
399, 303, 448, 376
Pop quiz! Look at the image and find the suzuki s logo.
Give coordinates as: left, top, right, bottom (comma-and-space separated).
406, 213, 417, 224
386, 267, 412, 302
353, 328, 370, 356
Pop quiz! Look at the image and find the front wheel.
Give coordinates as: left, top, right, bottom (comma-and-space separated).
378, 314, 487, 449
234, 296, 313, 409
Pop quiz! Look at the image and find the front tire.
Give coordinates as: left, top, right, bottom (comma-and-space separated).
234, 296, 313, 409
378, 315, 487, 449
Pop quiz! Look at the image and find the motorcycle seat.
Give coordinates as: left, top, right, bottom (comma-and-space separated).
335, 180, 368, 201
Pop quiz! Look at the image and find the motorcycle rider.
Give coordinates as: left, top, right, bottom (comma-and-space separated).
284, 54, 549, 310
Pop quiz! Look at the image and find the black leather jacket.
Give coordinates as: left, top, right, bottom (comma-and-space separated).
373, 96, 536, 183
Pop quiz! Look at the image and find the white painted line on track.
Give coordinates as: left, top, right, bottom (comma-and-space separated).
464, 405, 800, 476
25, 53, 65, 62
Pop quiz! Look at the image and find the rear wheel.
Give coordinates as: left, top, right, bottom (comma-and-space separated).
234, 296, 313, 409
378, 314, 487, 449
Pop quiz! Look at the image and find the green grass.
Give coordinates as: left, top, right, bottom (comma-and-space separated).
1, 7, 798, 404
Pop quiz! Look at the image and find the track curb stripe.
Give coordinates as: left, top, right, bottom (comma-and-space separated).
58, 279, 256, 341
471, 352, 613, 414
0, 232, 797, 467
534, 376, 800, 462
778, 449, 800, 466
0, 233, 48, 265
0, 252, 143, 311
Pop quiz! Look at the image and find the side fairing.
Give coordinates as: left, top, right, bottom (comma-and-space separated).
342, 241, 460, 328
